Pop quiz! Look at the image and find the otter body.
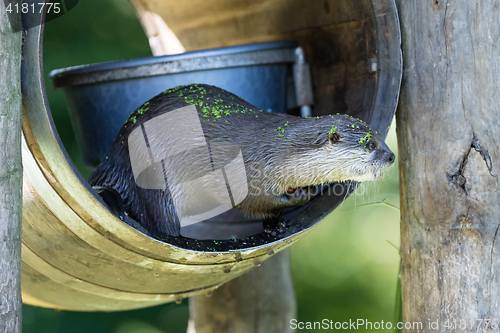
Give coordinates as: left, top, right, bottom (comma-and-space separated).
89, 84, 394, 236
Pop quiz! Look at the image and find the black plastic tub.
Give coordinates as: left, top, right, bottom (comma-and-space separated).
50, 40, 300, 167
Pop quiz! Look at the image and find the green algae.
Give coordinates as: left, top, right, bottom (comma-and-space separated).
358, 131, 372, 146
274, 126, 285, 137
169, 84, 259, 122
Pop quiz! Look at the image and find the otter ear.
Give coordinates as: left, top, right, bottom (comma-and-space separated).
329, 132, 341, 143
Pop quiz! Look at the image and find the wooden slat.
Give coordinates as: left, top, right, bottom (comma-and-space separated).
21, 263, 167, 311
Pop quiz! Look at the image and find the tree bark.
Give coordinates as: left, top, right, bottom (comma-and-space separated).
188, 249, 296, 333
396, 0, 500, 331
0, 3, 23, 333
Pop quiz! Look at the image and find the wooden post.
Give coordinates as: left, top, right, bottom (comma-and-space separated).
396, 0, 500, 330
188, 249, 296, 333
0, 3, 23, 333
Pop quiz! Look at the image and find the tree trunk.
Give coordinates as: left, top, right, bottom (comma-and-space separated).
0, 3, 23, 333
188, 249, 296, 333
396, 0, 500, 331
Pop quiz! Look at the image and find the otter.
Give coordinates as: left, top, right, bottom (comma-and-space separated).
89, 84, 395, 237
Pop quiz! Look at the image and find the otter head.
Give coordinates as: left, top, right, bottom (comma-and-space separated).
274, 114, 395, 192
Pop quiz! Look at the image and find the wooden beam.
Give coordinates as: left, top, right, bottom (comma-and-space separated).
396, 0, 500, 329
188, 249, 296, 333
0, 3, 23, 332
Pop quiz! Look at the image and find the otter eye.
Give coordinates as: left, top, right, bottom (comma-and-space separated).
367, 142, 376, 150
329, 132, 341, 143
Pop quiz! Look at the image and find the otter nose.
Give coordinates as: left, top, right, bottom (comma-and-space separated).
387, 152, 395, 164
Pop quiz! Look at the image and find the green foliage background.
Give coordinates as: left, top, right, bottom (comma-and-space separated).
24, 0, 401, 331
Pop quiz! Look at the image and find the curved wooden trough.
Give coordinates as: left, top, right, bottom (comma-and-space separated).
21, 0, 401, 311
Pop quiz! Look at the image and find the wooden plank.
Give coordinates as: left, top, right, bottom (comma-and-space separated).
131, 0, 379, 118
134, 0, 370, 48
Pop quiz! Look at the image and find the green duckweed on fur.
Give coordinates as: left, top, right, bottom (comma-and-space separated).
358, 132, 372, 146
174, 84, 262, 122
275, 126, 285, 137
126, 84, 267, 125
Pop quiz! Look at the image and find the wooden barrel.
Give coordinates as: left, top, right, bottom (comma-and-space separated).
20, 0, 401, 311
